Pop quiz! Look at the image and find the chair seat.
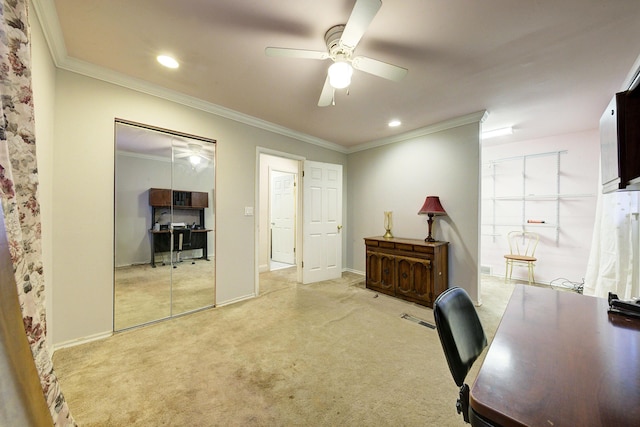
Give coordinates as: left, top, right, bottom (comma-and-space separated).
504, 255, 536, 262
504, 231, 539, 286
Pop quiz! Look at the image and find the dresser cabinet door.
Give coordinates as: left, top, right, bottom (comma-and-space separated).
366, 250, 395, 295
396, 256, 432, 303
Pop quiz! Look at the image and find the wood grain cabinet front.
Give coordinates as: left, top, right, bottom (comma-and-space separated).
365, 250, 395, 296
364, 237, 448, 308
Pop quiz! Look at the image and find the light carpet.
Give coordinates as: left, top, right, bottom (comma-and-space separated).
114, 260, 215, 331
53, 271, 521, 426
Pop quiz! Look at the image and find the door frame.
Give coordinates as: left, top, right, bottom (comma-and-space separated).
255, 148, 304, 295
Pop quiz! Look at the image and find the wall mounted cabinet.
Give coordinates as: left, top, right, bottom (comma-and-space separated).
600, 90, 640, 193
149, 188, 209, 209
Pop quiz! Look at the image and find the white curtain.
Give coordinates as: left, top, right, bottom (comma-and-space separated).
584, 190, 640, 299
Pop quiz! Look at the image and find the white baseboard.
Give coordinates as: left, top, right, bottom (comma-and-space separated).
216, 293, 256, 307
343, 268, 364, 276
480, 265, 492, 275
53, 330, 113, 353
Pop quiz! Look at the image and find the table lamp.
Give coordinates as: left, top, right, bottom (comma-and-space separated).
418, 196, 447, 242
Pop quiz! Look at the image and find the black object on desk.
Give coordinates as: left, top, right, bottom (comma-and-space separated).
608, 292, 640, 319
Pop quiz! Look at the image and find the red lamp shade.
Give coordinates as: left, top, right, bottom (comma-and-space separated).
418, 196, 447, 242
418, 196, 447, 216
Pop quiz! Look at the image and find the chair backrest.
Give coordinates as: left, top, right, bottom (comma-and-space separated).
434, 287, 487, 387
173, 228, 192, 249
507, 231, 539, 257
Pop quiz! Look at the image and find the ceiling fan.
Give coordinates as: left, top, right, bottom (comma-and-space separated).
265, 0, 408, 107
174, 142, 213, 168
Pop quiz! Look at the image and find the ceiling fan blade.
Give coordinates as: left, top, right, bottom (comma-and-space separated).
341, 0, 382, 49
265, 47, 329, 60
352, 56, 408, 82
318, 76, 334, 107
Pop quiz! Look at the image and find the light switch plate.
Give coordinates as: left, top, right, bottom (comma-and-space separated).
244, 206, 254, 216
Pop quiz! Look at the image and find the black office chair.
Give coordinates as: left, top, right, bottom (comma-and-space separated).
434, 287, 490, 425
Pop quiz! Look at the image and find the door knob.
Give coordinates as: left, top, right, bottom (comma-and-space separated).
337, 225, 343, 231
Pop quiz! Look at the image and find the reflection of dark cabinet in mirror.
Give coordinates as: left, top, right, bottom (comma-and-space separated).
149, 188, 211, 267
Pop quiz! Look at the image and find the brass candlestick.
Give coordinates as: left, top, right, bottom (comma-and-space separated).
383, 211, 393, 239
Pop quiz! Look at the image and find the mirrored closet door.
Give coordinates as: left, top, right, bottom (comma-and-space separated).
114, 120, 216, 331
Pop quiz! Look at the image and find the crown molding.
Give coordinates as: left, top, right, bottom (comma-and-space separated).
30, 0, 67, 67
346, 110, 488, 154
624, 51, 640, 91
30, 0, 487, 157
62, 55, 347, 152
29, 0, 348, 154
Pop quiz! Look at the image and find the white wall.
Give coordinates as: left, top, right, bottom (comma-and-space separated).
115, 153, 171, 266
10, 26, 350, 349
347, 121, 482, 302
45, 69, 348, 345
481, 130, 599, 284
30, 1, 57, 349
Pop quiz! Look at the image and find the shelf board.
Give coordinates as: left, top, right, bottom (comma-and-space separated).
483, 193, 595, 201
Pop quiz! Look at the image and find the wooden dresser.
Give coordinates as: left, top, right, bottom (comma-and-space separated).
364, 237, 448, 308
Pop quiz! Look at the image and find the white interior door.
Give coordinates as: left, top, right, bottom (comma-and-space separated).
271, 170, 296, 265
303, 160, 343, 284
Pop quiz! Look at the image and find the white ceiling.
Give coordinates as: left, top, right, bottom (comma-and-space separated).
38, 0, 640, 149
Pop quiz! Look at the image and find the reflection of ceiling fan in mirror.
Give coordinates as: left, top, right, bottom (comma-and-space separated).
174, 143, 213, 167
265, 0, 408, 107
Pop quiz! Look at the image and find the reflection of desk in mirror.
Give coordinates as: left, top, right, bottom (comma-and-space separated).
149, 188, 211, 267
149, 228, 212, 267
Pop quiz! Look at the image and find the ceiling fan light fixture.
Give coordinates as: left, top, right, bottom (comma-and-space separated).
157, 55, 179, 69
189, 154, 201, 165
328, 61, 353, 89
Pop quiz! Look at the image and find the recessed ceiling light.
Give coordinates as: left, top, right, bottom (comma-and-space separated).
388, 120, 401, 127
481, 126, 513, 139
157, 55, 179, 69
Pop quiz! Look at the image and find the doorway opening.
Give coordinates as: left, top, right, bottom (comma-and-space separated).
257, 152, 303, 294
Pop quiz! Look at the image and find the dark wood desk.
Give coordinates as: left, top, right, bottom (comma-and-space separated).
149, 229, 211, 267
470, 284, 640, 427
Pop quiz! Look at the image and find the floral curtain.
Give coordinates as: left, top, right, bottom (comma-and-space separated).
0, 0, 75, 425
